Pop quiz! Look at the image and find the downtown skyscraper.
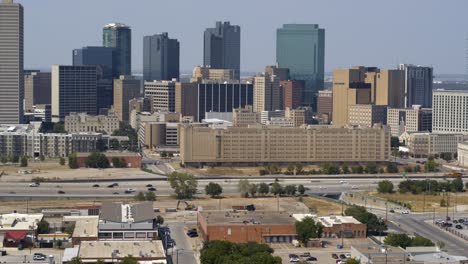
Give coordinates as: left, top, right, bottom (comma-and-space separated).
0, 0, 24, 123
103, 23, 131, 76
277, 24, 325, 108
203, 21, 241, 79
143, 32, 180, 81
398, 64, 433, 108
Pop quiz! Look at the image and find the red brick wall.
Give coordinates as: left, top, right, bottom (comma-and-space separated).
202, 224, 296, 243
75, 154, 142, 168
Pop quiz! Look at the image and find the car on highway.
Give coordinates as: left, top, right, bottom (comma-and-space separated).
124, 188, 136, 194
29, 182, 40, 187
351, 185, 359, 189
92, 184, 100, 187
289, 254, 300, 262
148, 187, 156, 192
389, 209, 395, 213
146, 184, 153, 187
57, 190, 65, 194
8, 191, 16, 194
401, 210, 410, 214
33, 253, 47, 261
113, 192, 119, 195
319, 186, 327, 189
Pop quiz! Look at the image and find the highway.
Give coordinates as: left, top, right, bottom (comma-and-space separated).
0, 177, 412, 198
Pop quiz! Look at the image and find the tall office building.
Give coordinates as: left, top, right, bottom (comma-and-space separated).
387, 106, 432, 137
24, 71, 51, 112
253, 73, 281, 113
51, 65, 98, 122
265, 65, 290, 81
433, 90, 468, 134
317, 90, 333, 119
144, 80, 176, 112
73, 46, 115, 79
280, 80, 304, 109
175, 82, 253, 121
276, 24, 325, 107
113, 75, 141, 122
103, 23, 131, 76
398, 64, 433, 108
143, 33, 180, 81
204, 21, 241, 79
0, 0, 24, 123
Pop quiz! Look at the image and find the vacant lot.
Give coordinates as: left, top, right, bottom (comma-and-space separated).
373, 192, 468, 212
301, 196, 345, 215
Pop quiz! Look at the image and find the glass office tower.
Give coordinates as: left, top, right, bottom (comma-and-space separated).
103, 23, 131, 76
143, 32, 180, 81
276, 24, 325, 108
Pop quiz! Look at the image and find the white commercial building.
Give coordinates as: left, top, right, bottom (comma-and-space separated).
433, 90, 468, 134
458, 141, 468, 168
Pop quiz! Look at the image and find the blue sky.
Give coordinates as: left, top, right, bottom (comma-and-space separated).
21, 0, 468, 74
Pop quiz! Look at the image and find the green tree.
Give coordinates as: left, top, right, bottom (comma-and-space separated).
112, 157, 127, 168
351, 165, 364, 174
156, 215, 164, 225
59, 157, 65, 166
258, 183, 270, 196
238, 179, 250, 197
65, 224, 75, 235
410, 236, 434, 247
342, 164, 350, 174
391, 136, 400, 148
298, 184, 306, 195
11, 155, 19, 163
424, 158, 439, 172
134, 192, 146, 201
168, 172, 198, 199
112, 122, 139, 152
0, 155, 7, 164
200, 240, 281, 264
270, 182, 283, 196
68, 258, 83, 264
414, 165, 421, 172
20, 156, 28, 167
109, 138, 121, 150
345, 206, 387, 235
386, 163, 398, 173
40, 154, 45, 161
295, 163, 303, 174
440, 198, 447, 207
52, 122, 66, 133
287, 163, 295, 175
120, 256, 138, 264
384, 233, 413, 248
248, 183, 258, 197
365, 162, 378, 174
85, 152, 109, 168
295, 217, 324, 245
321, 163, 340, 174
145, 191, 156, 201
450, 176, 464, 192
377, 180, 394, 193
284, 185, 297, 196
346, 259, 361, 264
205, 182, 223, 198
160, 151, 168, 158
68, 153, 78, 169
96, 260, 105, 264
37, 219, 50, 234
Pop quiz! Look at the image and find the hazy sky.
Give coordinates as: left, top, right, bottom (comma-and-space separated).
21, 0, 468, 74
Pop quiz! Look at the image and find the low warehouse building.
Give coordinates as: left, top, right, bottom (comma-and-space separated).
293, 214, 366, 238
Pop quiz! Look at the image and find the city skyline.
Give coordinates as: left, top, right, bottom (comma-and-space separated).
20, 0, 468, 74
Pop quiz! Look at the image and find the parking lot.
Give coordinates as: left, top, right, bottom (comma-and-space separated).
0, 248, 63, 264
434, 217, 468, 241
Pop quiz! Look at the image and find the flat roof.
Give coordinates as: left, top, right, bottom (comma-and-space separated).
67, 216, 98, 238
200, 211, 296, 225
292, 214, 361, 227
100, 202, 154, 223
352, 245, 405, 255
0, 213, 43, 231
78, 240, 165, 261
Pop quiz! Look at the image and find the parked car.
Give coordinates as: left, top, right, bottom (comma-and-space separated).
331, 253, 339, 259
187, 229, 198, 237
345, 253, 351, 258
300, 252, 310, 257
454, 220, 459, 224
456, 224, 463, 229
389, 209, 395, 213
305, 256, 317, 261
148, 187, 157, 192
289, 254, 300, 262
33, 253, 46, 261
339, 254, 347, 259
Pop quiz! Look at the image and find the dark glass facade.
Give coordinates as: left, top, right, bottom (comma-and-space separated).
103, 23, 131, 76
73, 46, 116, 79
197, 83, 253, 121
143, 32, 179, 81
203, 21, 240, 79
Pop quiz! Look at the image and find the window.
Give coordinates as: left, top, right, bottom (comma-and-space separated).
227, 228, 232, 235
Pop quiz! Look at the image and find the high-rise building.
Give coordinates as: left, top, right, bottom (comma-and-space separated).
348, 105, 387, 128
280, 80, 304, 109
24, 71, 51, 112
317, 90, 333, 119
265, 65, 290, 81
433, 90, 468, 134
143, 33, 180, 81
398, 64, 433, 108
190, 66, 236, 83
253, 73, 281, 113
0, 0, 24, 123
73, 46, 115, 79
373, 69, 405, 108
113, 75, 141, 122
175, 82, 253, 121
51, 65, 98, 122
103, 23, 131, 76
144, 80, 177, 112
203, 21, 241, 79
332, 67, 372, 126
387, 106, 432, 137
276, 24, 325, 107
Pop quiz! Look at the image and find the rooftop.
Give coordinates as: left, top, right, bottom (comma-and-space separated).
64, 216, 99, 238
78, 241, 165, 262
352, 245, 405, 256
100, 202, 154, 223
292, 214, 362, 227
199, 211, 296, 225
0, 213, 43, 231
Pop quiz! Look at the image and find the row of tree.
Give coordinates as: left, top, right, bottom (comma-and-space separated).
200, 241, 281, 264
237, 179, 306, 198
384, 233, 434, 248
378, 177, 465, 194
68, 152, 128, 169
345, 206, 387, 235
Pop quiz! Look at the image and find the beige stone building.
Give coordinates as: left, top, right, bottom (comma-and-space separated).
433, 90, 468, 134
387, 106, 432, 137
64, 112, 120, 135
191, 66, 236, 83
458, 142, 468, 168
180, 124, 390, 165
144, 79, 176, 112
373, 69, 405, 108
285, 107, 306, 127
253, 73, 281, 113
348, 104, 386, 127
233, 106, 259, 127
265, 65, 289, 81
406, 132, 466, 158
113, 75, 141, 122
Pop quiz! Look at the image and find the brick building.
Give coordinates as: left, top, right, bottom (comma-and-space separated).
198, 211, 297, 243
280, 80, 304, 109
293, 214, 366, 239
